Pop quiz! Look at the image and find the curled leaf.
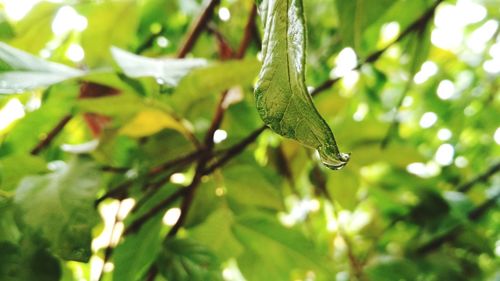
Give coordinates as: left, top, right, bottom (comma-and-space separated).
254, 0, 349, 170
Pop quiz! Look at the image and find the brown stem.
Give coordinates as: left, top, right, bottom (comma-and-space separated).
203, 125, 267, 174
144, 266, 158, 281
124, 11, 258, 239
30, 114, 72, 155
416, 191, 500, 254
100, 165, 130, 173
96, 150, 200, 205
236, 4, 258, 59
311, 0, 442, 98
177, 0, 221, 58
458, 162, 500, 193
135, 25, 165, 54
207, 23, 234, 60
167, 91, 228, 237
380, 1, 440, 148
123, 187, 187, 236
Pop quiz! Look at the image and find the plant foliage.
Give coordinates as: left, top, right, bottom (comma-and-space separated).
0, 0, 499, 280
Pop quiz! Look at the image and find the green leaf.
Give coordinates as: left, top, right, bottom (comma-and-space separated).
80, 1, 139, 67
112, 218, 163, 281
189, 207, 244, 261
2, 84, 76, 154
222, 160, 284, 211
0, 155, 47, 192
335, 0, 396, 51
76, 93, 144, 118
111, 47, 206, 86
255, 0, 349, 170
0, 241, 62, 281
13, 158, 101, 262
0, 43, 84, 94
184, 179, 224, 228
0, 15, 14, 40
326, 167, 359, 210
0, 199, 20, 243
156, 238, 223, 281
8, 2, 59, 53
365, 257, 419, 281
233, 212, 333, 280
171, 59, 261, 113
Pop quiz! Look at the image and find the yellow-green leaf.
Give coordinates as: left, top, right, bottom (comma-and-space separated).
119, 109, 187, 138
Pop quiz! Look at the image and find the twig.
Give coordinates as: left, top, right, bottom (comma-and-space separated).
133, 166, 194, 214
144, 266, 158, 281
167, 91, 228, 237
236, 4, 258, 59
457, 162, 500, 193
177, 0, 221, 58
125, 92, 230, 236
96, 151, 200, 205
127, 123, 262, 236
100, 165, 130, 173
416, 191, 500, 254
312, 0, 443, 100
310, 78, 341, 97
414, 161, 500, 254
207, 23, 234, 59
380, 1, 440, 148
30, 114, 72, 155
203, 125, 267, 174
135, 25, 165, 54
123, 5, 259, 240
123, 187, 187, 236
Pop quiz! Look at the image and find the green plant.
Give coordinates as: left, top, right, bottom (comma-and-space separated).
0, 0, 499, 280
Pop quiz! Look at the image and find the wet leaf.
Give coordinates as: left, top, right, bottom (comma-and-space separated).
111, 47, 206, 86
255, 0, 349, 170
0, 43, 84, 94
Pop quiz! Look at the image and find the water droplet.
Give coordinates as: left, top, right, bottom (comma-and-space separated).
318, 146, 350, 170
155, 77, 166, 85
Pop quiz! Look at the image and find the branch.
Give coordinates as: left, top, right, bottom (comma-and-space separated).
134, 25, 165, 54
457, 162, 500, 193
100, 165, 130, 173
415, 191, 500, 254
312, 0, 442, 98
207, 23, 234, 59
414, 162, 500, 254
123, 187, 187, 236
123, 8, 258, 238
236, 4, 258, 59
177, 0, 221, 58
203, 125, 267, 174
380, 0, 441, 148
95, 150, 200, 205
165, 7, 258, 237
167, 91, 228, 237
30, 114, 72, 155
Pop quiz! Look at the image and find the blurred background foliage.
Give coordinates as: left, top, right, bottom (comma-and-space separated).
0, 0, 499, 280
